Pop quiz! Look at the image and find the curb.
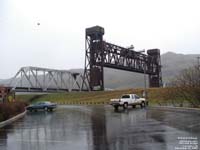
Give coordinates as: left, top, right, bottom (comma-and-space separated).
149, 106, 200, 114
0, 110, 27, 128
56, 101, 110, 105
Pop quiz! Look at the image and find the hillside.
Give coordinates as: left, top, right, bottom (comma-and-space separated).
161, 52, 199, 81
1, 52, 200, 89
16, 87, 199, 108
105, 52, 200, 89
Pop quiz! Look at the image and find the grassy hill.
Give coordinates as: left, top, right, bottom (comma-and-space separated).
16, 87, 197, 107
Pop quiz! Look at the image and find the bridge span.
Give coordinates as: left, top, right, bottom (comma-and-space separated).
8, 66, 88, 92
6, 26, 162, 93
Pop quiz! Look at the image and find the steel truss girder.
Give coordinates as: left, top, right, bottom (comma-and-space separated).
103, 42, 157, 75
82, 26, 162, 91
9, 66, 87, 92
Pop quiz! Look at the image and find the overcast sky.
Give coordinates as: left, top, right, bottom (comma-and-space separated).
0, 0, 200, 79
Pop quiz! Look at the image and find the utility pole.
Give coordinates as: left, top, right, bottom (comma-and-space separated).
143, 54, 147, 99
197, 56, 200, 69
197, 57, 200, 86
144, 63, 147, 98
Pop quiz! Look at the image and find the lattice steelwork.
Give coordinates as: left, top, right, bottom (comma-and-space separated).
9, 66, 86, 92
82, 26, 105, 91
82, 26, 162, 91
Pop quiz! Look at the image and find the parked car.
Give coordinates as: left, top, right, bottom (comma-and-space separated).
110, 94, 147, 110
26, 101, 57, 112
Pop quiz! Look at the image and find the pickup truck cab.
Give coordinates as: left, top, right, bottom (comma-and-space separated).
110, 94, 147, 110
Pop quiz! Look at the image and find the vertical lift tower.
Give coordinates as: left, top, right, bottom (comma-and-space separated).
83, 26, 162, 91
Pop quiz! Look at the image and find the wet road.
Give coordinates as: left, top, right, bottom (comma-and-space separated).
0, 106, 199, 150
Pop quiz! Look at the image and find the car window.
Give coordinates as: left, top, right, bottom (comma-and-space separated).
121, 95, 130, 98
37, 102, 44, 105
135, 95, 140, 99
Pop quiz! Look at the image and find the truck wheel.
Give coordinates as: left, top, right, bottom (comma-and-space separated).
123, 103, 128, 109
140, 102, 145, 108
114, 106, 118, 110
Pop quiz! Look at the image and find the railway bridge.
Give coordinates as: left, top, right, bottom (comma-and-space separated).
82, 26, 162, 90
8, 66, 87, 92
7, 26, 162, 92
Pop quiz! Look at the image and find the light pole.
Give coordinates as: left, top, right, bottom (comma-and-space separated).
197, 56, 200, 69
143, 58, 147, 99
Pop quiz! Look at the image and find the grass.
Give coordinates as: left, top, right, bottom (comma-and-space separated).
16, 89, 143, 105
15, 87, 199, 107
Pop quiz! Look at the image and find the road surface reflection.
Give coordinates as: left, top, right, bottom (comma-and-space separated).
0, 105, 199, 150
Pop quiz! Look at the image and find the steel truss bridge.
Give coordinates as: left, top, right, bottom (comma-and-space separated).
9, 67, 88, 92
7, 26, 162, 92
82, 26, 162, 91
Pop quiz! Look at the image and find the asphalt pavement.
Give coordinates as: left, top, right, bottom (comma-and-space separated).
0, 105, 199, 150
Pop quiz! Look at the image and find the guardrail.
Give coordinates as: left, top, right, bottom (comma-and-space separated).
56, 101, 110, 105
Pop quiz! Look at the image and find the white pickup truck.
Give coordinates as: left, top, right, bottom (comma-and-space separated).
110, 94, 147, 110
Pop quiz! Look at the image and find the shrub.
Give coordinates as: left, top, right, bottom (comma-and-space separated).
0, 101, 28, 122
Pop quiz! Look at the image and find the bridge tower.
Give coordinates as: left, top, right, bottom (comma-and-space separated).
147, 49, 162, 87
83, 26, 105, 90
82, 26, 163, 91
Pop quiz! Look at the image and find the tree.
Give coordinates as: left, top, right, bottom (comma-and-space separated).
170, 65, 200, 107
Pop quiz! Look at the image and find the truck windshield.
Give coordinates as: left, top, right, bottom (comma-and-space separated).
121, 95, 130, 98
